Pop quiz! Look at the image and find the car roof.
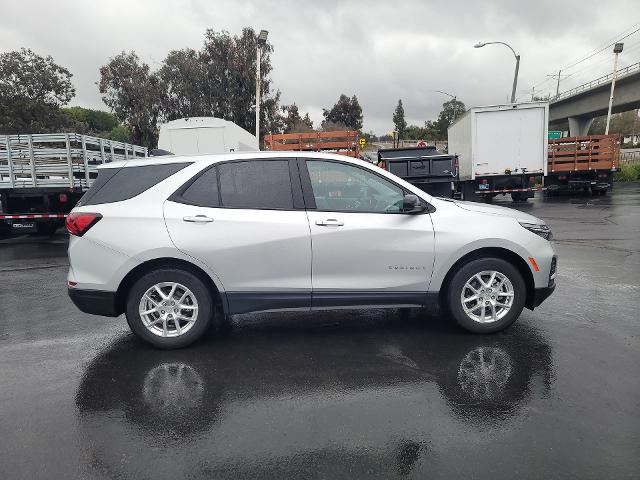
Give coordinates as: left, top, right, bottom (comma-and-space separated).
99, 151, 365, 169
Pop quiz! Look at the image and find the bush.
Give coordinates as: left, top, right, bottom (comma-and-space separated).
614, 163, 640, 182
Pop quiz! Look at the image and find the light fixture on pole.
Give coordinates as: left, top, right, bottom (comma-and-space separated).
605, 42, 624, 135
474, 41, 520, 103
256, 29, 269, 144
434, 90, 460, 121
434, 90, 456, 101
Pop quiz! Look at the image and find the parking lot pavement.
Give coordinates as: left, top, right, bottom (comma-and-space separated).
1, 184, 639, 480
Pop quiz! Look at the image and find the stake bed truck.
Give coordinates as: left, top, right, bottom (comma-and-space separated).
0, 133, 146, 234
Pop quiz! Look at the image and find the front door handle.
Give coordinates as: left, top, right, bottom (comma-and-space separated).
183, 215, 214, 223
316, 218, 344, 227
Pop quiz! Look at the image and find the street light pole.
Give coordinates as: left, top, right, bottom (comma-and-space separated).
605, 43, 624, 135
511, 54, 520, 104
434, 90, 460, 121
255, 29, 269, 144
434, 90, 456, 102
255, 43, 261, 140
474, 41, 520, 103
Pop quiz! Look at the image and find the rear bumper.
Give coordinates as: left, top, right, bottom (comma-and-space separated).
68, 288, 119, 317
530, 284, 556, 308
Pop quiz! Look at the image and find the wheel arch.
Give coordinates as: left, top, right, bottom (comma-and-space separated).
114, 257, 228, 317
438, 247, 536, 310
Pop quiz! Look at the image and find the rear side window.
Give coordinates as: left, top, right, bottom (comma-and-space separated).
218, 160, 293, 209
77, 167, 120, 206
80, 163, 190, 206
179, 167, 220, 207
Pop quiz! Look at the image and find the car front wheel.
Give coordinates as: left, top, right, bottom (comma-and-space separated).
446, 258, 526, 333
126, 268, 213, 349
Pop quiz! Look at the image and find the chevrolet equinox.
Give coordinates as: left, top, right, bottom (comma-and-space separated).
67, 152, 556, 348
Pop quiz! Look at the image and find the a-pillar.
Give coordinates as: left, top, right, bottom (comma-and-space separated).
568, 116, 593, 136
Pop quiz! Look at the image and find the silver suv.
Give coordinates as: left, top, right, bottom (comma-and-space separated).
67, 152, 556, 348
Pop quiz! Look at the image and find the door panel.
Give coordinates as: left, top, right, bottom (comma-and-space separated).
302, 159, 435, 302
164, 202, 311, 294
307, 211, 434, 293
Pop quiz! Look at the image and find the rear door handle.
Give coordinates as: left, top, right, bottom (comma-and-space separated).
316, 218, 344, 227
183, 215, 214, 223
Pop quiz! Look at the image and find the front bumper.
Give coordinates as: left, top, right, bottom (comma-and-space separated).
531, 284, 556, 308
68, 288, 119, 317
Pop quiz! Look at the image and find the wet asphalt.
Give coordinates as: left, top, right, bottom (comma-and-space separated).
1, 184, 639, 479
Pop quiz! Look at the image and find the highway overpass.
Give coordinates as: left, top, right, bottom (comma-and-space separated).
549, 62, 640, 136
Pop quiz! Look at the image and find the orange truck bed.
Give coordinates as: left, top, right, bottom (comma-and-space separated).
264, 130, 359, 157
548, 134, 619, 173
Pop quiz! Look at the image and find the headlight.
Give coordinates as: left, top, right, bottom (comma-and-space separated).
519, 222, 553, 240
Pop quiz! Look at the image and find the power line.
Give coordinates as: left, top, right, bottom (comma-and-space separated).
560, 25, 640, 71
524, 23, 640, 95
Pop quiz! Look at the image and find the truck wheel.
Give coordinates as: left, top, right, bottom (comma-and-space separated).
511, 192, 529, 202
445, 258, 526, 333
126, 268, 213, 349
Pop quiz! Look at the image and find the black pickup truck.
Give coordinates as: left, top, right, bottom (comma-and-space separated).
378, 146, 458, 198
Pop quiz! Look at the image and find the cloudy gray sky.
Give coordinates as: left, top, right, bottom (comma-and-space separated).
1, 0, 638, 134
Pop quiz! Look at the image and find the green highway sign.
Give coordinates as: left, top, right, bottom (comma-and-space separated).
548, 131, 562, 140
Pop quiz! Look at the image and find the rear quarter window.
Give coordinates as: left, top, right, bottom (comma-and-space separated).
79, 163, 190, 206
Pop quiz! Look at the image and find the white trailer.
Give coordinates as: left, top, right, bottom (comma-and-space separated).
448, 102, 548, 202
158, 117, 258, 155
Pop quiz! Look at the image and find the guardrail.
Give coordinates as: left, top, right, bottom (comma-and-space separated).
620, 149, 640, 165
553, 62, 640, 102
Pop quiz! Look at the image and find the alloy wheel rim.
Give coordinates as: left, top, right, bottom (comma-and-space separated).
460, 270, 514, 324
138, 282, 199, 337
457, 346, 513, 400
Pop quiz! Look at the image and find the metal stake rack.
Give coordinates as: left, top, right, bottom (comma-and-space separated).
0, 133, 147, 190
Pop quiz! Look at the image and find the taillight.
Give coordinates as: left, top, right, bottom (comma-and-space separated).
66, 212, 102, 236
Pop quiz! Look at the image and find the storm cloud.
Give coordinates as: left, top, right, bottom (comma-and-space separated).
0, 0, 637, 134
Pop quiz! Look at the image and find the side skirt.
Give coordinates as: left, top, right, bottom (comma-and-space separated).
226, 291, 441, 315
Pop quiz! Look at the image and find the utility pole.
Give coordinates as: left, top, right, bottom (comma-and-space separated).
605, 43, 624, 135
530, 86, 535, 101
547, 70, 568, 99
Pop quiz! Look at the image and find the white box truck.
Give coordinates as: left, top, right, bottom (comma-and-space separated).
448, 102, 548, 202
158, 117, 258, 155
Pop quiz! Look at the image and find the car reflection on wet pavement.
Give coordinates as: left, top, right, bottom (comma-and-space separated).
75, 316, 552, 478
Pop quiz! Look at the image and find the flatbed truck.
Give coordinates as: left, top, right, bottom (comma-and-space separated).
0, 133, 147, 234
546, 134, 619, 195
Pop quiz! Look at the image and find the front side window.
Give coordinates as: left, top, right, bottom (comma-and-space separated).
306, 160, 404, 213
218, 160, 293, 209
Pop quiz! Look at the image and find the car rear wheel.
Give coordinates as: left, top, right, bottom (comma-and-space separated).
446, 258, 526, 333
126, 268, 213, 349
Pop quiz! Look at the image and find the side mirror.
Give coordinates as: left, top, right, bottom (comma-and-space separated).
402, 194, 426, 213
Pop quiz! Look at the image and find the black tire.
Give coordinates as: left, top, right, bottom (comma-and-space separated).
510, 192, 529, 202
446, 257, 526, 333
126, 268, 213, 349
